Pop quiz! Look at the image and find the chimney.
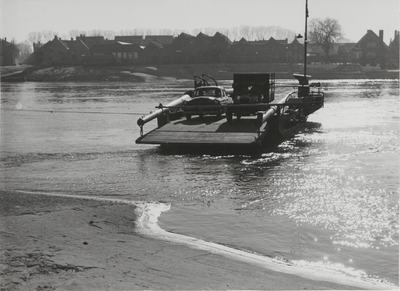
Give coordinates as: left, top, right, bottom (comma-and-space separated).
379, 30, 383, 42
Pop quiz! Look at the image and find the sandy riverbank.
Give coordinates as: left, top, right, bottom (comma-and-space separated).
0, 190, 394, 290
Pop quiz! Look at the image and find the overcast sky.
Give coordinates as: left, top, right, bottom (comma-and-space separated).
1, 0, 399, 44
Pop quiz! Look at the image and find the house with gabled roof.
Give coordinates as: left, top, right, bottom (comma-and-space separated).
32, 36, 71, 66
68, 37, 90, 65
350, 30, 388, 66
285, 38, 304, 63
1, 38, 17, 66
167, 32, 195, 63
30, 35, 95, 66
210, 32, 233, 63
143, 41, 166, 64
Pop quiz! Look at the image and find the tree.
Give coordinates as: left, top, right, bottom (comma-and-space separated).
239, 25, 253, 40
308, 17, 343, 62
69, 30, 85, 38
42, 31, 58, 42
16, 41, 33, 64
27, 31, 42, 44
254, 26, 268, 40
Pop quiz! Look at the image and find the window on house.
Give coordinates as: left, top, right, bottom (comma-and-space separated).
134, 52, 138, 59
366, 42, 376, 48
351, 52, 361, 59
128, 52, 133, 59
366, 51, 376, 59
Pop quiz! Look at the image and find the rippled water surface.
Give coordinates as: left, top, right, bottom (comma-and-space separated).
1, 78, 398, 285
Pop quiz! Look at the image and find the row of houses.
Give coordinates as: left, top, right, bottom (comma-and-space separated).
28, 32, 304, 66
308, 30, 399, 68
2, 29, 399, 68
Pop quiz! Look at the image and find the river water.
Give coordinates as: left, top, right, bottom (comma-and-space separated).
1, 78, 398, 286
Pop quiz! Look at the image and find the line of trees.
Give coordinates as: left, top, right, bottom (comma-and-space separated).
25, 25, 300, 44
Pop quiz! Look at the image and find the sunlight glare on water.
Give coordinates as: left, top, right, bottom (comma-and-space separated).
0, 78, 398, 285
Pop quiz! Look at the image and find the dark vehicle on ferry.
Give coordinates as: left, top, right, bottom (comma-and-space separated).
183, 75, 232, 120
183, 86, 232, 120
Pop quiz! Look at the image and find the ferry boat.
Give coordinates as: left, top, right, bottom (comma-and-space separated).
135, 73, 324, 150
135, 0, 324, 151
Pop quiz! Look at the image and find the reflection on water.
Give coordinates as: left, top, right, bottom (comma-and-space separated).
0, 79, 398, 285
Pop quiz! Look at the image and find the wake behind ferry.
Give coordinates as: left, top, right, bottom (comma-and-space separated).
135, 72, 324, 150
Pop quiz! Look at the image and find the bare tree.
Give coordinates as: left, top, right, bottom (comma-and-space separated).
160, 28, 173, 35
27, 32, 43, 44
254, 26, 268, 40
17, 41, 33, 63
88, 30, 103, 36
192, 28, 201, 36
221, 28, 231, 40
204, 27, 216, 36
239, 25, 253, 40
145, 28, 153, 36
69, 29, 86, 38
42, 30, 58, 41
102, 30, 115, 40
308, 17, 343, 62
117, 29, 134, 36
133, 28, 145, 35
230, 27, 241, 41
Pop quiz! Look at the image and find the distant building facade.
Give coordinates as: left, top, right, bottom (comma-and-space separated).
229, 37, 304, 63
350, 30, 388, 66
1, 38, 17, 66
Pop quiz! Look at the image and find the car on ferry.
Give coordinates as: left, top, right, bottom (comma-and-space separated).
183, 86, 232, 120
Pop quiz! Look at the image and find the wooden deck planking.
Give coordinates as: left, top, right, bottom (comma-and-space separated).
137, 116, 265, 145
139, 131, 261, 145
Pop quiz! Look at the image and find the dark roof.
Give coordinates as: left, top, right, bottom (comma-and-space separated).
115, 35, 144, 44
290, 38, 301, 45
213, 32, 232, 43
145, 35, 174, 44
146, 41, 164, 49
267, 37, 288, 45
177, 32, 195, 38
196, 32, 210, 38
354, 30, 388, 49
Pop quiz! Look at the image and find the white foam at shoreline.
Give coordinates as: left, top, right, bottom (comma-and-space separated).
136, 202, 395, 290
16, 190, 395, 290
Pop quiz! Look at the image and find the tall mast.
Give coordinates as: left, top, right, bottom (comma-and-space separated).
304, 0, 309, 77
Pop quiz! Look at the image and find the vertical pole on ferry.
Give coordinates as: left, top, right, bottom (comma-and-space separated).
304, 0, 309, 77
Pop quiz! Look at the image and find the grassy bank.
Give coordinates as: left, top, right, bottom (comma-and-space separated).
1, 63, 398, 82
